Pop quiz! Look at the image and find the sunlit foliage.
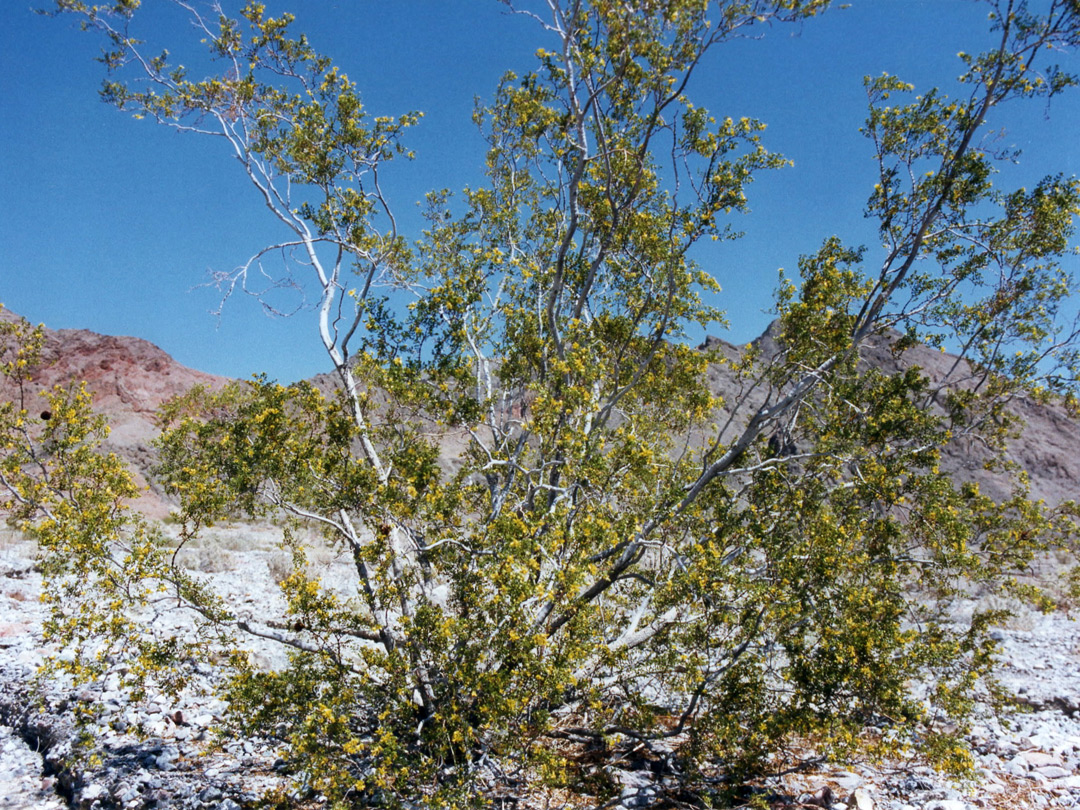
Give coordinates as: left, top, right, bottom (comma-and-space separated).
7, 0, 1080, 806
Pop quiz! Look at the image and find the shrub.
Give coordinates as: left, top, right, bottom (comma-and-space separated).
10, 1, 1080, 806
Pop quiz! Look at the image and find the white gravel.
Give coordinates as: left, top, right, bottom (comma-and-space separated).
2, 530, 1080, 809
0, 725, 66, 810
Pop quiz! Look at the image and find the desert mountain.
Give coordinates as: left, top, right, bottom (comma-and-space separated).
700, 321, 1080, 507
2, 307, 1077, 518
855, 327, 1080, 507
0, 307, 231, 517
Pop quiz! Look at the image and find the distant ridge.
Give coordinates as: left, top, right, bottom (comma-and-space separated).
2, 307, 1077, 518
700, 322, 1080, 508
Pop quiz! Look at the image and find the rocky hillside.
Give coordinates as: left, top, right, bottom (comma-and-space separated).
699, 322, 1080, 508
3, 307, 1078, 517
0, 307, 231, 518
856, 328, 1080, 507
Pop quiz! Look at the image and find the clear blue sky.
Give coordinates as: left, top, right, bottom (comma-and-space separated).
2, 1, 1078, 383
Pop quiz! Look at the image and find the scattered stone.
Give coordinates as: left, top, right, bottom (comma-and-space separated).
1025, 751, 1063, 768
197, 785, 223, 803
3, 533, 1080, 809
799, 785, 835, 807
831, 770, 863, 791
80, 782, 108, 802
922, 801, 967, 810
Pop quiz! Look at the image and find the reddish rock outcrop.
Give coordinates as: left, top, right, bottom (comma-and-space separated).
1, 308, 231, 518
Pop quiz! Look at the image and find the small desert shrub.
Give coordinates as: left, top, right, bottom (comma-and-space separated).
266, 551, 293, 585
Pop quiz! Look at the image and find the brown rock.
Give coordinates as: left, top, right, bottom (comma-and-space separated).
1, 308, 231, 518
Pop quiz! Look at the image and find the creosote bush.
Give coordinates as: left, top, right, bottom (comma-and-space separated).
6, 1, 1080, 806
0, 311, 235, 701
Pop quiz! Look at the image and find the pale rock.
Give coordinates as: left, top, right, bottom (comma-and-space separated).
851, 786, 875, 810
199, 786, 224, 803
612, 767, 652, 793
155, 745, 180, 771
1023, 750, 1062, 767
799, 786, 836, 807
81, 782, 108, 801
1038, 764, 1073, 779
831, 770, 863, 791
112, 782, 140, 803
152, 718, 174, 736
1005, 757, 1029, 778
1028, 732, 1059, 750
